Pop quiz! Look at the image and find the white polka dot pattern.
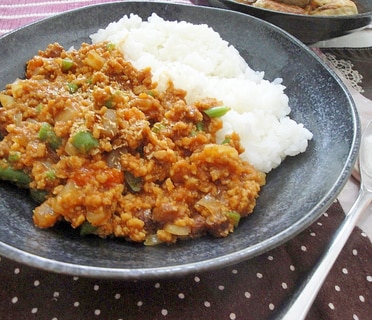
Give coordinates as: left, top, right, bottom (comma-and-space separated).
0, 202, 371, 319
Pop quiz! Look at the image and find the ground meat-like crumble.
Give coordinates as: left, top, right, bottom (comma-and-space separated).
0, 42, 265, 245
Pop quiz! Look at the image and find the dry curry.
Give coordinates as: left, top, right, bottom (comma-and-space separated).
0, 42, 265, 245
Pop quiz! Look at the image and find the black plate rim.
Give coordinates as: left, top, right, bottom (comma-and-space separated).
0, 1, 361, 279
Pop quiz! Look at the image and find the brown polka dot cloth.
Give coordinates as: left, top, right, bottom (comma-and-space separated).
0, 2, 371, 320
1, 200, 371, 320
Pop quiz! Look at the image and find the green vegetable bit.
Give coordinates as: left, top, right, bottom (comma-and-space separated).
104, 96, 114, 108
191, 122, 205, 137
61, 58, 74, 72
38, 122, 62, 150
80, 221, 98, 236
71, 131, 99, 153
35, 103, 44, 113
221, 137, 231, 145
125, 171, 142, 192
106, 43, 116, 52
203, 106, 230, 118
0, 162, 31, 187
152, 122, 166, 133
67, 82, 79, 94
196, 122, 204, 132
146, 90, 156, 97
45, 169, 56, 180
30, 189, 47, 203
226, 211, 241, 227
8, 151, 21, 162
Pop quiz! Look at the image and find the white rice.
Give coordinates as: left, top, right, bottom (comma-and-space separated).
90, 13, 312, 173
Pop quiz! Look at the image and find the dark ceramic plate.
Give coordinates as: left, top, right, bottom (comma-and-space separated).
0, 1, 360, 279
208, 0, 372, 44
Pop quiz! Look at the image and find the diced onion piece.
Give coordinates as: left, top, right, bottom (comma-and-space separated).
0, 93, 15, 108
195, 194, 222, 215
144, 234, 162, 246
164, 223, 191, 236
13, 113, 22, 127
10, 79, 24, 98
101, 109, 118, 137
55, 105, 79, 122
86, 207, 109, 226
53, 181, 78, 213
106, 148, 122, 169
84, 51, 105, 70
64, 140, 78, 156
33, 200, 60, 228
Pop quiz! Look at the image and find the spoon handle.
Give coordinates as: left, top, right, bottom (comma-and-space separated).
275, 188, 372, 320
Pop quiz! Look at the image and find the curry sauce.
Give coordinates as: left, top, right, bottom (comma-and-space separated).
0, 42, 265, 244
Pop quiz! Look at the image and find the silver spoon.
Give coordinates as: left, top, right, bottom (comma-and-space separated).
276, 120, 372, 320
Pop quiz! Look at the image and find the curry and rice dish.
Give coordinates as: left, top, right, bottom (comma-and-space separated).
0, 15, 312, 245
0, 42, 265, 244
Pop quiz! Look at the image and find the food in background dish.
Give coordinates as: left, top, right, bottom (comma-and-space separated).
239, 0, 358, 15
0, 15, 312, 245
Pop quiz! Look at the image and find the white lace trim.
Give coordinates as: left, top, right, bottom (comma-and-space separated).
325, 53, 365, 94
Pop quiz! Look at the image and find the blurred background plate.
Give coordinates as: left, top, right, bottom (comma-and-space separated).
208, 0, 372, 44
0, 1, 360, 279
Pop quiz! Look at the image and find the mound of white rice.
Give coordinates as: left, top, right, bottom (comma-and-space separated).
90, 13, 313, 173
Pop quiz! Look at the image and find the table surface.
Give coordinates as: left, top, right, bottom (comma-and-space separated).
0, 1, 371, 320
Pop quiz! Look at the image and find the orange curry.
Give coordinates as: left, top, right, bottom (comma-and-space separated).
0, 42, 265, 245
